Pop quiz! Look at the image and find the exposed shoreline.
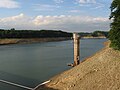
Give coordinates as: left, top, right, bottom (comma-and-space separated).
81, 36, 106, 39
0, 37, 107, 46
36, 41, 120, 90
0, 37, 71, 45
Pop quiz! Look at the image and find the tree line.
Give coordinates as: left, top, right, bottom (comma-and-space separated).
0, 29, 72, 38
79, 31, 108, 37
0, 28, 109, 39
109, 0, 120, 50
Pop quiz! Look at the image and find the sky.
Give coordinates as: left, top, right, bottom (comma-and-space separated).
0, 0, 112, 32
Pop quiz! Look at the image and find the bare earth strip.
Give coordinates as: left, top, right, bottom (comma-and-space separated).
0, 37, 70, 45
36, 41, 120, 90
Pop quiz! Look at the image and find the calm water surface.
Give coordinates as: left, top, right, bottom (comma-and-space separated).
0, 39, 107, 90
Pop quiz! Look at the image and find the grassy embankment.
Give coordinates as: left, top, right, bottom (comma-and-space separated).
37, 41, 120, 90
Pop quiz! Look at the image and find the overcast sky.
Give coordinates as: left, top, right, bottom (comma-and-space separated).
0, 0, 111, 32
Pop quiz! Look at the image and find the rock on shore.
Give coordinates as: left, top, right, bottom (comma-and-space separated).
36, 41, 120, 90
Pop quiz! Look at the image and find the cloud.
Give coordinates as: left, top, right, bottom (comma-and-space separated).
53, 0, 64, 3
0, 14, 110, 32
0, 13, 33, 29
69, 10, 82, 13
33, 4, 60, 11
91, 3, 105, 9
76, 0, 105, 10
77, 0, 96, 4
0, 0, 20, 8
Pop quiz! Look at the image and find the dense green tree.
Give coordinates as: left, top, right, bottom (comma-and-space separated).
109, 0, 120, 50
0, 29, 72, 38
92, 31, 108, 37
10, 28, 15, 31
78, 31, 108, 37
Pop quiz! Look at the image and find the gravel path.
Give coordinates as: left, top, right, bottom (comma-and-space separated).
36, 41, 120, 90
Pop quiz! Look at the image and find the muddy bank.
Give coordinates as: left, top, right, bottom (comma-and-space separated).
36, 41, 120, 90
81, 36, 106, 39
0, 37, 71, 45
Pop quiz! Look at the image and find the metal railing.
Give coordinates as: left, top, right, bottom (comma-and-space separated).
0, 79, 50, 90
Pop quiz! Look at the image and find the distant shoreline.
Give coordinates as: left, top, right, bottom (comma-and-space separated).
81, 36, 106, 39
0, 37, 71, 45
0, 37, 107, 45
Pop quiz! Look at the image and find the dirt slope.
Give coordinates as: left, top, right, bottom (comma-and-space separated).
37, 42, 120, 90
0, 38, 70, 45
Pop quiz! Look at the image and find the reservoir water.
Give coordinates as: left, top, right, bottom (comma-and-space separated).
0, 39, 106, 90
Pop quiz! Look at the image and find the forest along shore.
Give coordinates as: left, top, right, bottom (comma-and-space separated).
36, 41, 120, 90
0, 37, 71, 45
